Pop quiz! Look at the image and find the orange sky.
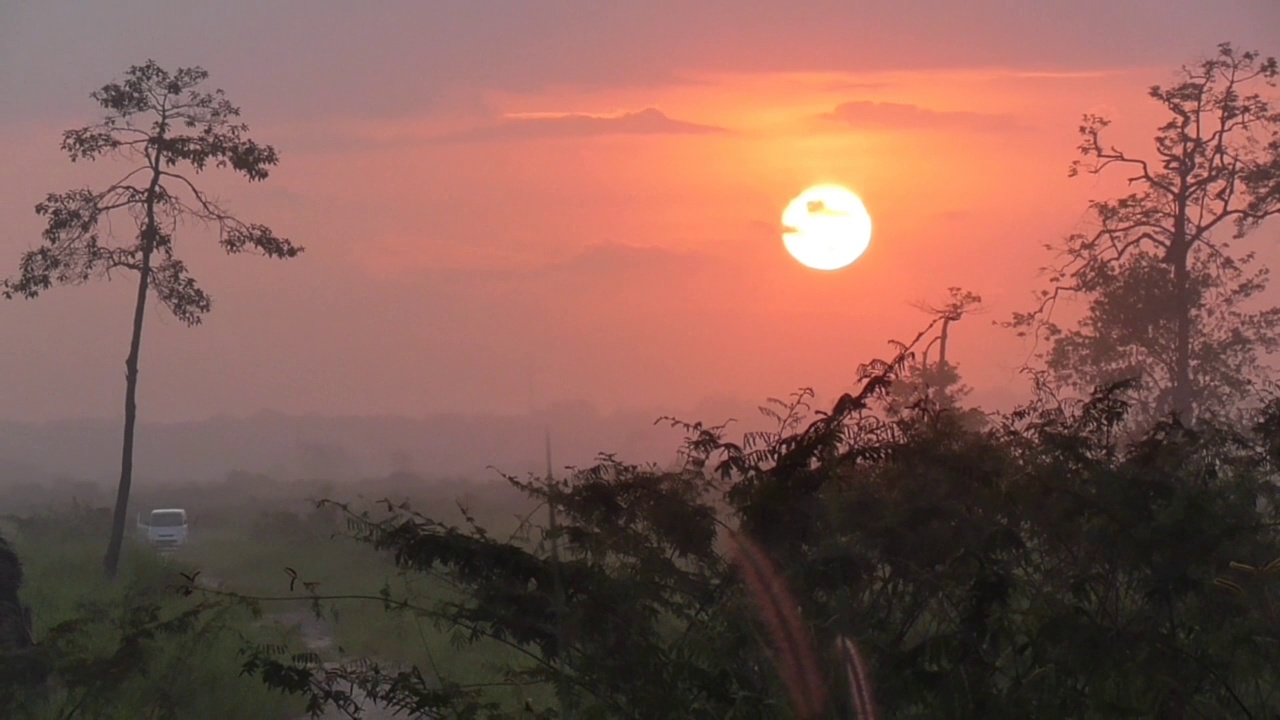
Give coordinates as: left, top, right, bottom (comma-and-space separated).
1, 1, 1278, 424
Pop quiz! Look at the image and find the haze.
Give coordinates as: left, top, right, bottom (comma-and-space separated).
2, 1, 1277, 481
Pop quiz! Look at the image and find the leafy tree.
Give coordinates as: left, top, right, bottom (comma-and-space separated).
1012, 43, 1280, 423
2, 60, 301, 578
1044, 250, 1280, 427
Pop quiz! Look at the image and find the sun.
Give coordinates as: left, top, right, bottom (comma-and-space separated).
781, 184, 873, 271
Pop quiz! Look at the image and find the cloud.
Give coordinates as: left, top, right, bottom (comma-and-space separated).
535, 241, 712, 280
1003, 70, 1122, 80
362, 241, 714, 287
434, 108, 728, 143
815, 78, 894, 92
3, 1, 1272, 126
820, 101, 1030, 133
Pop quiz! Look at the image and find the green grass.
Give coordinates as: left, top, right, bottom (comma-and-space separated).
177, 508, 557, 712
10, 511, 302, 720
5, 485, 559, 717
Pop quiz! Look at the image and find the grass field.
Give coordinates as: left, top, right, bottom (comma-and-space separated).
9, 507, 302, 719
6, 476, 560, 717
181, 496, 557, 713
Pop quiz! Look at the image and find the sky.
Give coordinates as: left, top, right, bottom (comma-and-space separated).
1, 1, 1278, 426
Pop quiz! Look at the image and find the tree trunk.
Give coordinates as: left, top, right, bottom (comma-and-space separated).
935, 317, 952, 406
102, 250, 152, 579
1171, 250, 1193, 423
103, 150, 162, 579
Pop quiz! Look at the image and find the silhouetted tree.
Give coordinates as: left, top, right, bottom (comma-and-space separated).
1013, 43, 1280, 423
888, 288, 987, 428
1045, 251, 1280, 427
0, 536, 32, 652
2, 60, 302, 578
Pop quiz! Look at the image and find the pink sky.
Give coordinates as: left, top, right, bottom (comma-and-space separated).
1, 1, 1278, 423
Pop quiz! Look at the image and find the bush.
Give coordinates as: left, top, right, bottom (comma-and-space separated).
245, 378, 1280, 718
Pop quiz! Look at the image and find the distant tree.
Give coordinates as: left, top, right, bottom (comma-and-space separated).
886, 360, 989, 432
1012, 43, 1280, 423
1044, 251, 1280, 427
296, 440, 354, 481
2, 60, 302, 578
887, 288, 987, 428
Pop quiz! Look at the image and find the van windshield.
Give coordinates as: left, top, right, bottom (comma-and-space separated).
150, 511, 186, 527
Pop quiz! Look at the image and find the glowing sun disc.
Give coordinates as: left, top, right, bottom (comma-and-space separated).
781, 184, 873, 271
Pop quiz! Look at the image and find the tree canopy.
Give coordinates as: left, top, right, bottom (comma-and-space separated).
1013, 43, 1280, 424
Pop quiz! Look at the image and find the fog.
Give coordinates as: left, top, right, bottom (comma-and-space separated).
0, 402, 739, 490
0, 0, 1276, 510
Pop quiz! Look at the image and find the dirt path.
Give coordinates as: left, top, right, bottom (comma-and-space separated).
262, 609, 406, 720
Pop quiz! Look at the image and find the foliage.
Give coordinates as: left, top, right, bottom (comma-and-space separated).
1011, 43, 1280, 423
1, 59, 300, 307
226, 313, 1280, 718
1, 59, 302, 578
1043, 250, 1280, 427
0, 533, 33, 643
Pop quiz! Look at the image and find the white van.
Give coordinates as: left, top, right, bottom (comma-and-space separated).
136, 508, 189, 549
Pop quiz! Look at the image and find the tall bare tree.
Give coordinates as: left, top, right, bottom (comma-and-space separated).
1013, 43, 1280, 423
2, 61, 302, 578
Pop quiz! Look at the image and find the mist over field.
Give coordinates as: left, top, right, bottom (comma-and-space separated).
0, 404, 711, 490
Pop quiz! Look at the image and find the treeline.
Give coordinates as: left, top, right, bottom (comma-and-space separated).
0, 470, 532, 528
